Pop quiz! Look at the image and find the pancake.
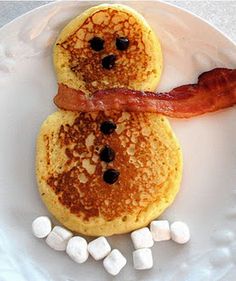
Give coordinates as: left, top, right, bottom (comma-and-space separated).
53, 4, 163, 96
36, 110, 182, 236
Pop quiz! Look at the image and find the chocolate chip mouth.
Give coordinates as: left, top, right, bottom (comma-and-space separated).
102, 54, 116, 70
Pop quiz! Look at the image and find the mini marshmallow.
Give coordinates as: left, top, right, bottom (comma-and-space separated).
88, 237, 111, 260
131, 227, 154, 249
150, 220, 171, 242
32, 216, 52, 238
66, 236, 89, 264
46, 226, 73, 251
103, 249, 127, 276
133, 248, 153, 270
170, 221, 190, 244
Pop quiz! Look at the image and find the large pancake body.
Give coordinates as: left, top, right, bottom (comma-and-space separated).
53, 4, 162, 95
36, 111, 182, 236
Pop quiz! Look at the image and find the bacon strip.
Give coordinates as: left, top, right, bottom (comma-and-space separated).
54, 68, 236, 118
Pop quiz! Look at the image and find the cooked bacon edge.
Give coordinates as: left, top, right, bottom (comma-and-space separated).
54, 68, 236, 118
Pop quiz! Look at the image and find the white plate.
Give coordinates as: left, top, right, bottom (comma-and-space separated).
0, 1, 236, 280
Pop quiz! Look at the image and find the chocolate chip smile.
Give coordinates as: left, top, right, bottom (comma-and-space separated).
102, 54, 116, 70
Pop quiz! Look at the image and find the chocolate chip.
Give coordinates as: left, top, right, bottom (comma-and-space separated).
103, 169, 120, 184
100, 121, 117, 135
116, 37, 129, 51
102, 54, 116, 69
100, 145, 115, 163
89, 37, 104, 51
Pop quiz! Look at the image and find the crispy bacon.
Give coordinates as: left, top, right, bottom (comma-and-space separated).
54, 68, 236, 118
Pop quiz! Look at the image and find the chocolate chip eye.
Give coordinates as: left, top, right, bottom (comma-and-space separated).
102, 54, 116, 70
116, 37, 129, 51
89, 36, 104, 51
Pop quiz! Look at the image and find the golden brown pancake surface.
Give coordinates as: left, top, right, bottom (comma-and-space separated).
54, 4, 162, 95
36, 111, 182, 236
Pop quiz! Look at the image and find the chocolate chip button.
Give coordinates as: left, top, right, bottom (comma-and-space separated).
102, 54, 116, 69
103, 169, 120, 184
116, 37, 129, 51
100, 145, 115, 163
89, 37, 104, 51
100, 121, 117, 135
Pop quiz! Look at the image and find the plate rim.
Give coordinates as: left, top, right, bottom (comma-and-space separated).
0, 0, 235, 47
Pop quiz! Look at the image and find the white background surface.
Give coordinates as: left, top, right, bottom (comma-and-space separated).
0, 1, 236, 42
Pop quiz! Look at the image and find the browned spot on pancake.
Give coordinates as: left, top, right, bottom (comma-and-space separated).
46, 112, 172, 221
58, 8, 153, 94
43, 135, 50, 166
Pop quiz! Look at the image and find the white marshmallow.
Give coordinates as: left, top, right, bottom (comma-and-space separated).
66, 236, 89, 264
131, 227, 154, 249
133, 248, 153, 270
170, 221, 190, 244
103, 249, 127, 276
150, 220, 171, 242
32, 216, 52, 238
88, 237, 111, 260
46, 226, 73, 251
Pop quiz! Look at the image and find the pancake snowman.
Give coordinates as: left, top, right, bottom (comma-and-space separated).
36, 4, 183, 236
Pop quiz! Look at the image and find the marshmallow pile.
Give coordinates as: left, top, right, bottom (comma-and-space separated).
32, 216, 126, 275
32, 216, 190, 275
131, 220, 190, 270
